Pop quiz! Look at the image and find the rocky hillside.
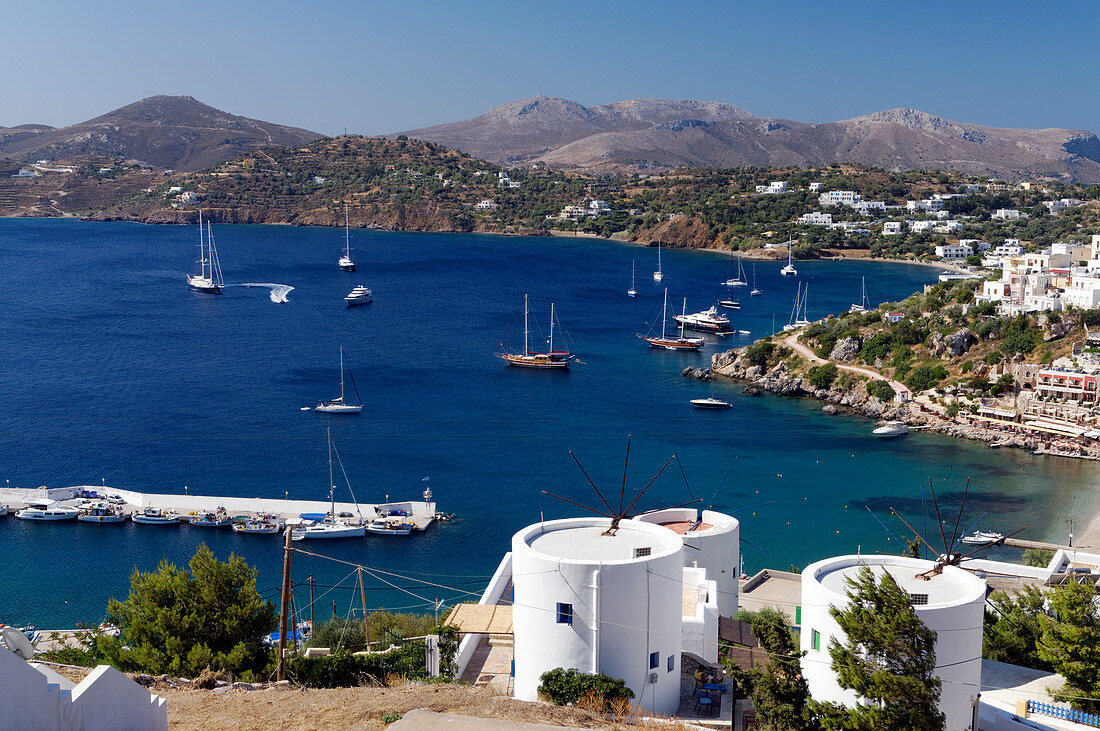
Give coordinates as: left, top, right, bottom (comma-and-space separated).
0, 96, 323, 172
397, 96, 1100, 182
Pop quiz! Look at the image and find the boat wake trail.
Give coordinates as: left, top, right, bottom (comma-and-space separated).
236, 283, 295, 303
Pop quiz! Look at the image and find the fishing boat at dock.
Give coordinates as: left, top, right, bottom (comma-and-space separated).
189, 509, 233, 527
233, 515, 282, 534
77, 504, 126, 523
131, 508, 180, 525
365, 517, 415, 536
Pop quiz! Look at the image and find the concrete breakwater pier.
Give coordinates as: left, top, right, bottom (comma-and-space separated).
0, 485, 439, 531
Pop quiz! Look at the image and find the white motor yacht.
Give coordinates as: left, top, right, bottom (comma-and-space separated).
344, 285, 373, 306
675, 305, 733, 334
690, 398, 732, 409
873, 420, 908, 438
16, 499, 80, 521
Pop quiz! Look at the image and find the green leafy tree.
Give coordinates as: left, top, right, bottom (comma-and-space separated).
1037, 579, 1100, 711
746, 607, 819, 731
808, 363, 838, 389
812, 567, 944, 731
102, 544, 276, 677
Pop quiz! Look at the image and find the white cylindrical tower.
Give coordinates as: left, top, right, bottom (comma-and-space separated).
511, 517, 684, 715
636, 508, 740, 616
800, 555, 986, 731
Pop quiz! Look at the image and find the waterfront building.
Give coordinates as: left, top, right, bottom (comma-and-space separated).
800, 555, 986, 731
935, 243, 973, 260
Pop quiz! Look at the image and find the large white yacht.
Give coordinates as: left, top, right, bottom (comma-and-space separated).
344, 285, 373, 306
674, 305, 733, 334
16, 499, 80, 521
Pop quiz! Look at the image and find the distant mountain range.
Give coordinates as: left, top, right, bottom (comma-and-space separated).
396, 97, 1100, 182
0, 96, 322, 171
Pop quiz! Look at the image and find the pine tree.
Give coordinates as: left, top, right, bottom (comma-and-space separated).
746, 607, 819, 731
813, 566, 944, 730
1037, 579, 1100, 712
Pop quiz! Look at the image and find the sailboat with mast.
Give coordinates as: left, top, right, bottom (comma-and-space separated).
780, 237, 798, 277
496, 295, 575, 369
638, 289, 705, 350
724, 255, 748, 287
751, 262, 762, 296
338, 203, 356, 272
186, 210, 224, 293
628, 260, 637, 298
783, 283, 811, 331
849, 277, 871, 313
653, 242, 664, 282
286, 429, 366, 540
312, 347, 363, 413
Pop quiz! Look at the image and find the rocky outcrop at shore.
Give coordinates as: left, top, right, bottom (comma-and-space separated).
697, 347, 1043, 450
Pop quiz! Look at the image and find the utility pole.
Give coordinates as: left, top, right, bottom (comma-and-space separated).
309, 575, 315, 629
358, 566, 370, 651
276, 527, 293, 681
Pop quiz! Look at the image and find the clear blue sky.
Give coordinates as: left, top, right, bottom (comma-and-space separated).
4, 0, 1099, 136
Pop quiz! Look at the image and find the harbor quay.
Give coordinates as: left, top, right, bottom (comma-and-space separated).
0, 485, 438, 531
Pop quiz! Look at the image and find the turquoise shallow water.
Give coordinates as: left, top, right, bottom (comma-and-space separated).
0, 218, 1096, 627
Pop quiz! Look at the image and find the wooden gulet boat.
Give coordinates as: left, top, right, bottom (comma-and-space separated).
638, 288, 705, 351
497, 295, 575, 369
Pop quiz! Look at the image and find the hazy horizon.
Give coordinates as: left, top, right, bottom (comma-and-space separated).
4, 0, 1099, 137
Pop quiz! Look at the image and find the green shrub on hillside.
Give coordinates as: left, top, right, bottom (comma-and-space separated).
537, 668, 634, 709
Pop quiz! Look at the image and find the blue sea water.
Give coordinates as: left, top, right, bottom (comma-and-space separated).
0, 218, 1095, 627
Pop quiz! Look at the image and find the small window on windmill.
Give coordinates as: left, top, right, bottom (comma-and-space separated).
910, 593, 929, 606
634, 546, 652, 558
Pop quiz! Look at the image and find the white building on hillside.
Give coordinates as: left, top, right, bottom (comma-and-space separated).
511, 517, 711, 715
992, 208, 1026, 220
800, 555, 986, 731
798, 211, 833, 225
935, 243, 973, 260
882, 221, 903, 235
475, 199, 497, 210
819, 190, 860, 206
1045, 198, 1082, 213
808, 182, 822, 192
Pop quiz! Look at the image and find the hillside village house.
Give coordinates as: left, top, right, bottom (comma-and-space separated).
882, 221, 903, 235
935, 243, 973, 260
818, 190, 860, 206
808, 182, 822, 192
475, 199, 496, 210
798, 211, 833, 226
992, 208, 1026, 220
1045, 198, 1083, 213
755, 181, 788, 194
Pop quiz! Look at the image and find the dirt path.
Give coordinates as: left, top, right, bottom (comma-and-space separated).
781, 334, 909, 397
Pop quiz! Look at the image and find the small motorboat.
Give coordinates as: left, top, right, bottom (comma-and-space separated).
718, 299, 740, 310
690, 398, 732, 409
233, 517, 281, 535
738, 329, 751, 335
77, 504, 126, 523
365, 517, 415, 536
344, 285, 373, 306
960, 530, 1006, 546
189, 510, 233, 528
131, 508, 180, 525
873, 421, 908, 438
